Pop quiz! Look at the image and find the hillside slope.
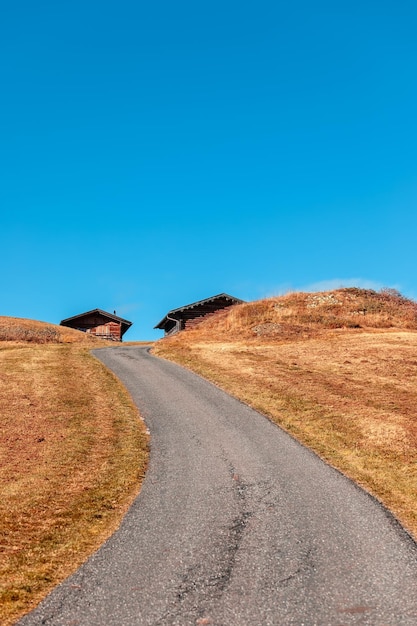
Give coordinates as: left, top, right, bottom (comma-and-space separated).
154, 288, 417, 538
0, 317, 148, 625
0, 315, 103, 344
183, 287, 417, 340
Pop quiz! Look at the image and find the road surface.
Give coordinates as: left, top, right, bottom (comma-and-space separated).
19, 346, 417, 625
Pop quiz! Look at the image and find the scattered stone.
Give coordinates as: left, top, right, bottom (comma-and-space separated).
252, 323, 282, 336
306, 294, 341, 308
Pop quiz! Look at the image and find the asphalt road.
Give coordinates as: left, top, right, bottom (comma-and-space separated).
19, 346, 417, 625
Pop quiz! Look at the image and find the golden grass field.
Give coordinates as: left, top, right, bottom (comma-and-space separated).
154, 288, 417, 540
0, 318, 148, 626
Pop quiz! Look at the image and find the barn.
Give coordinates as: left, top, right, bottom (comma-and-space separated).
154, 293, 244, 336
60, 309, 132, 341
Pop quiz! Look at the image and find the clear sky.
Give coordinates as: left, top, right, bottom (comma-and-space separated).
2, 1, 417, 340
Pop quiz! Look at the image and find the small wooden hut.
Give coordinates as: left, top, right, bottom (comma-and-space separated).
60, 309, 132, 341
154, 293, 244, 336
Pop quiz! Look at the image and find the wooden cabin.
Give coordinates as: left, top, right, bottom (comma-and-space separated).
154, 293, 244, 336
60, 309, 132, 341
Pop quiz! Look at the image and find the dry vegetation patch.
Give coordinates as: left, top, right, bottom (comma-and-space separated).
0, 318, 148, 625
0, 316, 101, 345
154, 288, 417, 539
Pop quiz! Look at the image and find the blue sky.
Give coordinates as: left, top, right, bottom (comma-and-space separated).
2, 1, 417, 340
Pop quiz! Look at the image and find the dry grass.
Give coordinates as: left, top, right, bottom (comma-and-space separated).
154, 288, 417, 539
0, 316, 103, 344
0, 318, 149, 625
195, 287, 417, 339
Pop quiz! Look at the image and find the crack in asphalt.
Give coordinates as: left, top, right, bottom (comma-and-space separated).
155, 467, 253, 625
277, 547, 315, 588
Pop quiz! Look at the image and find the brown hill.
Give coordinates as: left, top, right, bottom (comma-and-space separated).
154, 288, 417, 539
0, 317, 147, 625
180, 287, 417, 341
0, 316, 103, 344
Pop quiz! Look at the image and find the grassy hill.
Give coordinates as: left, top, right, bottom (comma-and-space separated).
0, 317, 148, 625
3, 293, 417, 622
154, 288, 417, 540
0, 316, 102, 343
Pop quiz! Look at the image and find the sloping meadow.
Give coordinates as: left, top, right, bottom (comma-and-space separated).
190, 287, 417, 340
154, 288, 417, 538
0, 318, 148, 625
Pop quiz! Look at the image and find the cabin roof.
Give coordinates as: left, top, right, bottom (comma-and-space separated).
154, 293, 244, 329
60, 309, 133, 333
61, 308, 132, 326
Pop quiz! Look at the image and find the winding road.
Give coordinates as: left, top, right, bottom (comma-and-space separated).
19, 346, 417, 625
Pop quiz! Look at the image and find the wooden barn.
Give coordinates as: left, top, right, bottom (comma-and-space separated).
154, 293, 244, 336
60, 309, 132, 341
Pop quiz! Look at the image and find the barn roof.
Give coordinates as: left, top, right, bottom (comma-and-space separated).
154, 293, 244, 330
60, 309, 133, 335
